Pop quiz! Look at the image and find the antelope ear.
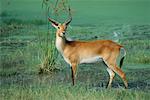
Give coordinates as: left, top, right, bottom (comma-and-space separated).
51, 23, 58, 29
48, 18, 59, 28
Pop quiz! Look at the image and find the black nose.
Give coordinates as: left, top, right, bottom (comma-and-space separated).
62, 32, 65, 35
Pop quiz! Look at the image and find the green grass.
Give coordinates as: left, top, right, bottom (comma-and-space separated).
0, 0, 150, 99
123, 39, 150, 64
1, 23, 150, 99
0, 84, 150, 100
1, 18, 46, 25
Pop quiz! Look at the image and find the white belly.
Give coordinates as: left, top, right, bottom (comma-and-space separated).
80, 56, 102, 64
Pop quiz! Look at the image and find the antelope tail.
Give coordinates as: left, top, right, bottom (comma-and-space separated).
119, 48, 126, 68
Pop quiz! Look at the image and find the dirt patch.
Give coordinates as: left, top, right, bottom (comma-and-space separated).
1, 63, 150, 91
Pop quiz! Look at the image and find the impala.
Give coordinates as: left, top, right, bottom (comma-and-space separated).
48, 16, 128, 88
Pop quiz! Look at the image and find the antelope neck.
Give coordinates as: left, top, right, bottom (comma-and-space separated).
55, 34, 67, 53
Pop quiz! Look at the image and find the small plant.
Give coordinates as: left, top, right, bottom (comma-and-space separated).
39, 0, 71, 74
39, 40, 58, 74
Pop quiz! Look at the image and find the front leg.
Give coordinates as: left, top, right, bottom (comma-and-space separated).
71, 63, 77, 86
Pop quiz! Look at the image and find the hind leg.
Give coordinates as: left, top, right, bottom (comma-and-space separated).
104, 51, 128, 88
106, 68, 115, 88
106, 62, 128, 88
104, 59, 128, 88
103, 60, 115, 88
111, 65, 128, 88
106, 65, 128, 88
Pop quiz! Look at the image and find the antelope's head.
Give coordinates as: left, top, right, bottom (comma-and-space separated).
48, 17, 72, 37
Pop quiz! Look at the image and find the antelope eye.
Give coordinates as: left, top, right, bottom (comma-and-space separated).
58, 27, 60, 29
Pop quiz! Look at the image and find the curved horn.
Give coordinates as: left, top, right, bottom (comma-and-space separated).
65, 7, 72, 25
65, 16, 72, 26
48, 18, 59, 26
